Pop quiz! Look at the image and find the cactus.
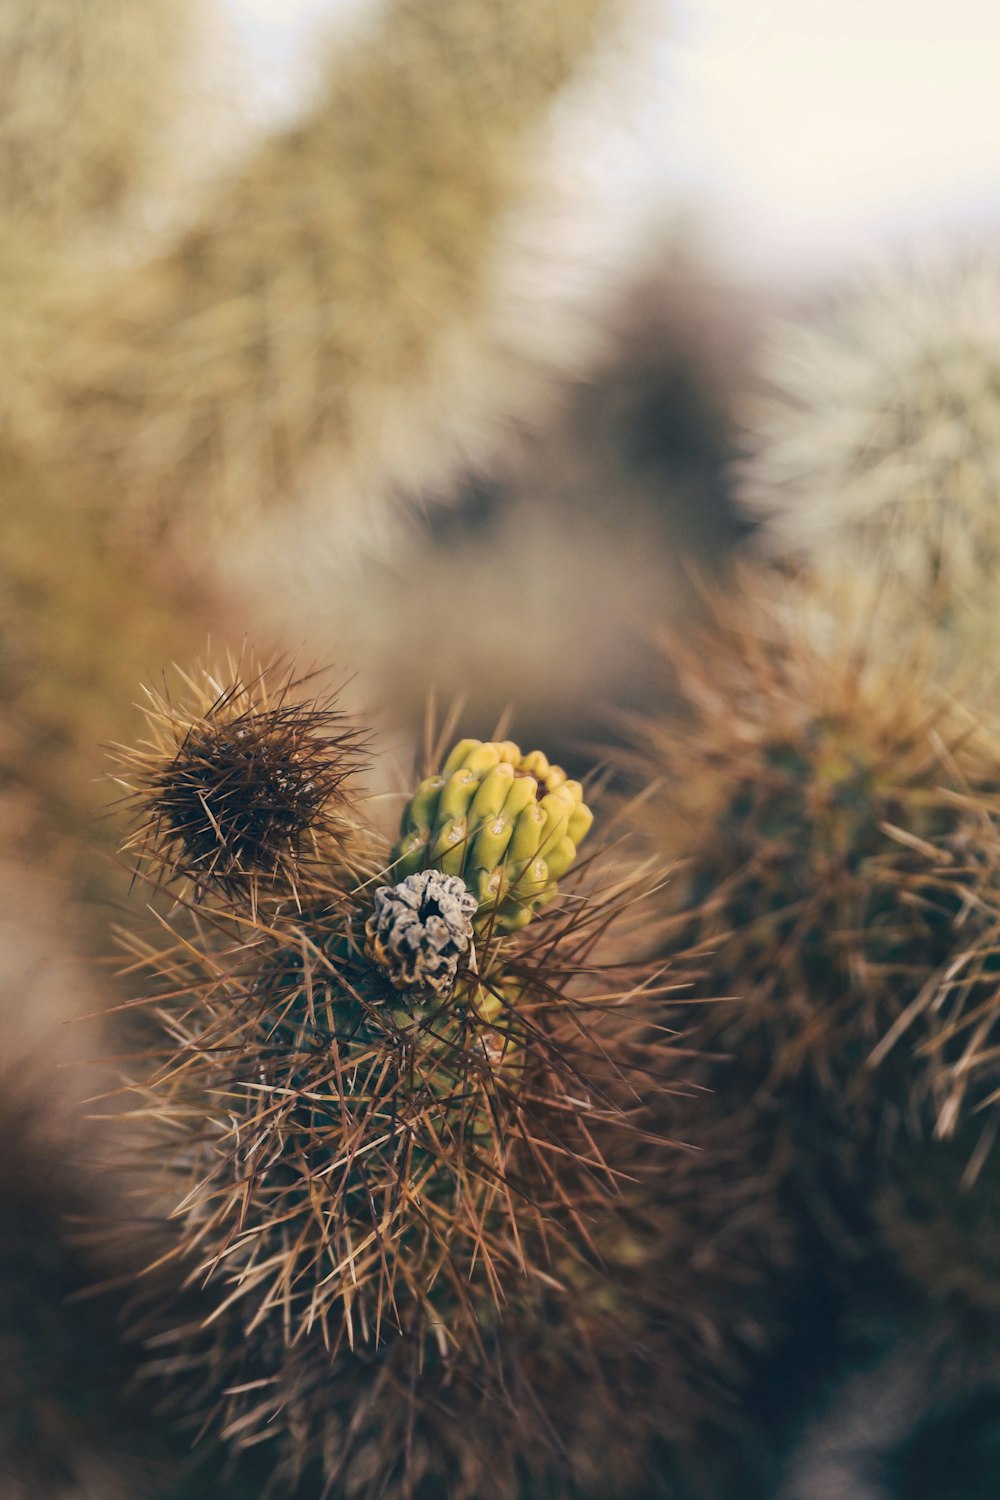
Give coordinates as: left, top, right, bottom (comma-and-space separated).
0, 457, 235, 929
392, 737, 593, 931
106, 657, 676, 1497
738, 255, 1000, 669
0, 0, 190, 247
15, 0, 646, 555
633, 584, 1000, 1304
284, 249, 754, 755
0, 0, 221, 933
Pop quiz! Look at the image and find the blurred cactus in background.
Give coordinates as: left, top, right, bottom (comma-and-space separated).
625, 579, 1000, 1488
0, 0, 231, 927
0, 458, 233, 927
739, 255, 1000, 677
0, 0, 191, 248
11, 0, 650, 562
639, 585, 1000, 1216
277, 245, 755, 757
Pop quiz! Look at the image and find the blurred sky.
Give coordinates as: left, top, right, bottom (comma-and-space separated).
221, 0, 1000, 277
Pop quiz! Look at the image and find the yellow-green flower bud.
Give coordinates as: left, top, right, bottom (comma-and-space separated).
390, 738, 592, 933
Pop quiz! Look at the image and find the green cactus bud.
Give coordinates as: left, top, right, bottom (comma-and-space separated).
469, 813, 515, 882
430, 818, 469, 876
462, 742, 504, 777
507, 800, 546, 868
391, 737, 592, 932
440, 738, 484, 778
518, 854, 551, 903
401, 775, 446, 836
437, 767, 479, 822
567, 791, 593, 846
519, 749, 549, 779
501, 891, 550, 931
544, 835, 578, 882
394, 828, 430, 878
538, 789, 572, 850
471, 867, 502, 911
468, 762, 516, 821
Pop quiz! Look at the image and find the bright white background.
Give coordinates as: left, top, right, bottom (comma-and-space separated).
219, 0, 1000, 276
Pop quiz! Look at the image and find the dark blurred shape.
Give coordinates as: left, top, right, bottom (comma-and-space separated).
365, 244, 759, 762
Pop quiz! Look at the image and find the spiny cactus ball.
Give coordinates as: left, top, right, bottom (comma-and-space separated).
365, 869, 477, 999
109, 660, 669, 1495
111, 659, 367, 905
394, 737, 593, 931
638, 589, 1000, 1264
739, 256, 1000, 655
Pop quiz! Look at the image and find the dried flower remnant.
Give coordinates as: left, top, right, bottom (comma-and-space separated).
365, 869, 478, 1000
